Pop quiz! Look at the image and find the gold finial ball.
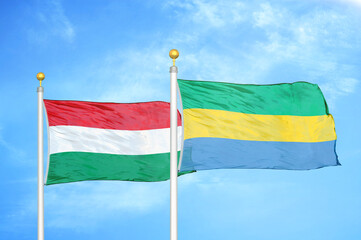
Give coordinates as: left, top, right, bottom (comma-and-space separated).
36, 72, 45, 81
169, 49, 179, 60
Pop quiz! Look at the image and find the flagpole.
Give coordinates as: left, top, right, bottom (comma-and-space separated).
37, 72, 45, 240
169, 49, 179, 240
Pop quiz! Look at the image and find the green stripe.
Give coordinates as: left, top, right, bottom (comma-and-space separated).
46, 151, 191, 185
178, 79, 329, 116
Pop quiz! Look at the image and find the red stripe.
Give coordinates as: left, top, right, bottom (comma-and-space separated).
44, 100, 182, 130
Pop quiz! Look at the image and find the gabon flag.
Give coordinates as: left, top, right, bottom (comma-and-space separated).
44, 100, 183, 185
177, 79, 339, 172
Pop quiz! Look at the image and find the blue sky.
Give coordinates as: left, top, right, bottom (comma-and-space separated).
1, 0, 361, 239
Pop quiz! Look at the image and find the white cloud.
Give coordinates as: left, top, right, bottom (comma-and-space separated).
178, 170, 295, 222
338, 78, 359, 93
6, 171, 292, 231
253, 2, 283, 27
320, 77, 359, 106
33, 181, 168, 230
3, 181, 168, 231
29, 0, 75, 43
165, 0, 246, 28
332, 0, 361, 7
92, 48, 172, 103
0, 127, 26, 161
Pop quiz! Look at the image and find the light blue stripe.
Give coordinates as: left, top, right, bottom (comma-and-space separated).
180, 138, 339, 172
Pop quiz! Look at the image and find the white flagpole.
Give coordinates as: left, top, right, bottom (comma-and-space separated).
169, 49, 179, 240
37, 72, 45, 240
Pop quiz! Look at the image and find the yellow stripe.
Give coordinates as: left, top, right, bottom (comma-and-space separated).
184, 109, 337, 142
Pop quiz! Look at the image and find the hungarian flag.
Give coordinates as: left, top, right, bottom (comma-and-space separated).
44, 100, 182, 185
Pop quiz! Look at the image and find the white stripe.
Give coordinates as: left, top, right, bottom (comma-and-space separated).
49, 126, 183, 155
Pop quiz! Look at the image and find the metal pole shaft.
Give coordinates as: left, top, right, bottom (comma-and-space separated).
170, 65, 178, 240
37, 86, 44, 240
